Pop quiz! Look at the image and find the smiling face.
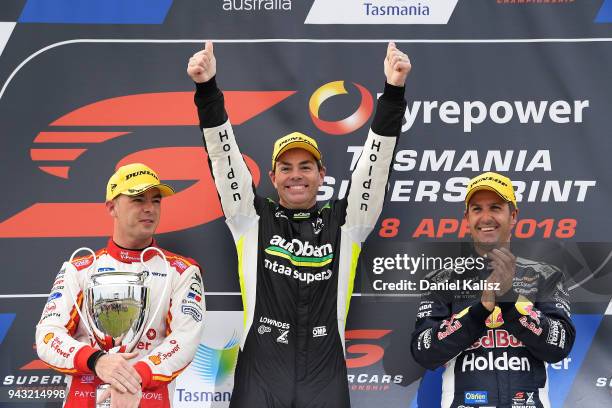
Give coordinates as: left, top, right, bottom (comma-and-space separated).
464, 189, 518, 254
268, 148, 325, 210
107, 187, 161, 248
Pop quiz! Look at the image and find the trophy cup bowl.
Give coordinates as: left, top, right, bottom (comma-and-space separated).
85, 271, 150, 408
67, 246, 170, 408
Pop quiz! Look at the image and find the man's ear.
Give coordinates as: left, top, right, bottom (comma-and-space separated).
509, 207, 519, 230
269, 170, 277, 188
318, 166, 326, 187
105, 199, 117, 217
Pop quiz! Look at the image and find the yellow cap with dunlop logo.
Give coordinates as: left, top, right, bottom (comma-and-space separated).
271, 132, 322, 170
106, 163, 175, 201
465, 171, 517, 210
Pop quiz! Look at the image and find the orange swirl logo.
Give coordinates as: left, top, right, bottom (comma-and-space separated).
309, 81, 373, 135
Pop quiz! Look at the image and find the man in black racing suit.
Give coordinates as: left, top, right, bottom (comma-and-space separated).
410, 172, 575, 408
187, 42, 410, 407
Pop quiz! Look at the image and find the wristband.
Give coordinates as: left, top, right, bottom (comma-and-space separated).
87, 350, 106, 375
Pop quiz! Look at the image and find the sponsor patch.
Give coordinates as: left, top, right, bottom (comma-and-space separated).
47, 292, 62, 302
519, 316, 542, 336
181, 305, 202, 322
44, 301, 57, 313
146, 329, 157, 340
468, 329, 523, 350
417, 328, 433, 351
464, 391, 488, 405
81, 374, 95, 384
277, 330, 289, 344
43, 332, 54, 344
187, 291, 202, 302
438, 317, 462, 340
312, 217, 324, 234
312, 326, 327, 337
462, 351, 531, 372
189, 282, 202, 295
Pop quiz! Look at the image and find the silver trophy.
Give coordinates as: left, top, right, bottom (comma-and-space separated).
67, 247, 170, 408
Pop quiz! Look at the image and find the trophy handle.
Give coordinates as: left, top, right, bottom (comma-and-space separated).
139, 247, 171, 339
66, 247, 98, 342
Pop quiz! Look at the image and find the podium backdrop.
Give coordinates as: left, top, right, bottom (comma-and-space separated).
1, 1, 612, 407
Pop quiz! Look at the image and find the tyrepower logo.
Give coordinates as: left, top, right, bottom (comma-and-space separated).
305, 0, 458, 24
309, 81, 373, 135
345, 329, 403, 392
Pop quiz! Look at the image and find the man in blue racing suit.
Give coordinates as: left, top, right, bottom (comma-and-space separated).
410, 172, 575, 408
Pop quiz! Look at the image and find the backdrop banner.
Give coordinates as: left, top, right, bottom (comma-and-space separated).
1, 1, 611, 407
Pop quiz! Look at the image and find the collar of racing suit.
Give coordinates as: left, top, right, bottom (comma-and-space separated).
275, 203, 319, 221
106, 238, 159, 263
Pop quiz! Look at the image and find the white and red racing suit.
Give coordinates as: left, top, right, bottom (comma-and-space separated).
35, 239, 205, 408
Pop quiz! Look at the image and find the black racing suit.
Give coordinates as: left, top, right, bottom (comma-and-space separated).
195, 77, 406, 407
410, 249, 575, 408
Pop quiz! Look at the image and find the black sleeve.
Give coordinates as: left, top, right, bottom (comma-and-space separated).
194, 76, 228, 129
497, 270, 575, 363
371, 82, 407, 137
410, 275, 490, 370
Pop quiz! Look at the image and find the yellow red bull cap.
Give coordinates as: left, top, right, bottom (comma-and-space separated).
465, 171, 517, 210
272, 132, 322, 170
106, 163, 175, 201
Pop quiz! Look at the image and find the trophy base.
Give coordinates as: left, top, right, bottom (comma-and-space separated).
96, 383, 111, 408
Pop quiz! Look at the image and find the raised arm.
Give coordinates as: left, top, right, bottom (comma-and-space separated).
343, 42, 410, 241
188, 42, 258, 237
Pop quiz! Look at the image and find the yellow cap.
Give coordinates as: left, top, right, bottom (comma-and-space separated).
106, 163, 175, 201
465, 171, 517, 210
271, 132, 322, 170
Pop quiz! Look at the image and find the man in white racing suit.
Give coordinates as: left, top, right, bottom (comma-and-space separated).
36, 163, 205, 408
